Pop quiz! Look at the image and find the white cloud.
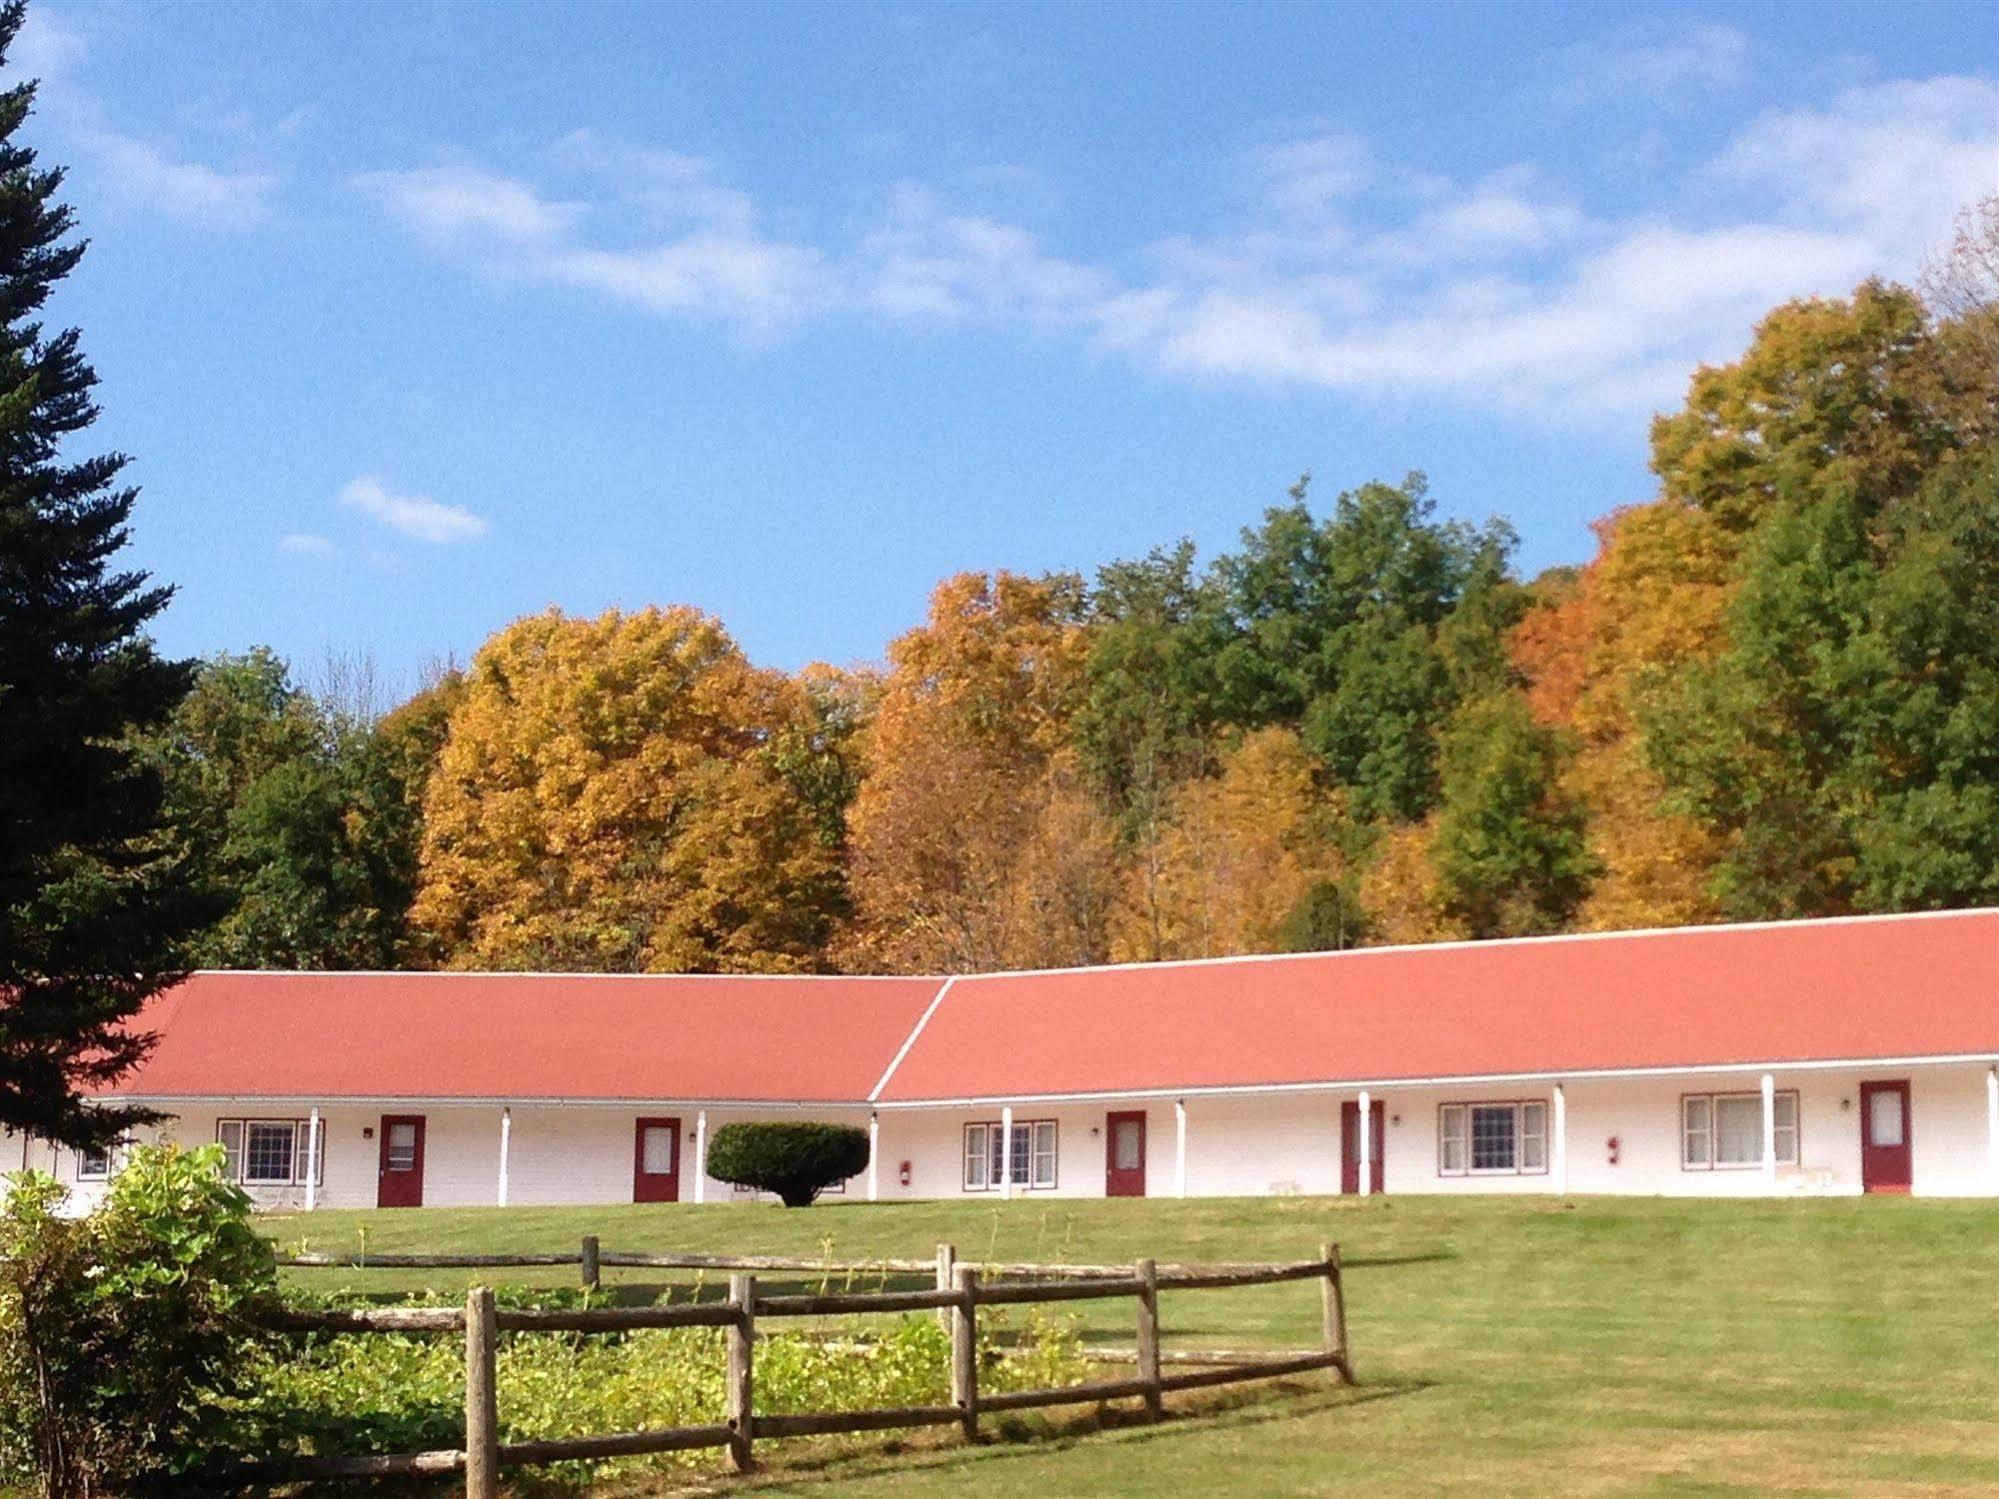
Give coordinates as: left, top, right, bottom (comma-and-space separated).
1365, 169, 1587, 266
862, 185, 1115, 322
356, 165, 581, 246
338, 477, 488, 545
1256, 134, 1370, 219
1716, 77, 1999, 250
361, 70, 1995, 423
544, 234, 834, 332
12, 7, 85, 80
1555, 20, 1748, 105
82, 130, 275, 223
278, 532, 337, 557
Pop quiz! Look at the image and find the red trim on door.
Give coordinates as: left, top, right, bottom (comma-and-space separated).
1340, 1100, 1384, 1195
1105, 1111, 1147, 1197
633, 1117, 682, 1203
377, 1114, 426, 1208
1858, 1080, 1912, 1194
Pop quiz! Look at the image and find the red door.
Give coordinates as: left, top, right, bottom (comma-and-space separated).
1859, 1081, 1912, 1194
1105, 1111, 1147, 1197
377, 1115, 426, 1208
633, 1117, 682, 1203
1340, 1100, 1384, 1194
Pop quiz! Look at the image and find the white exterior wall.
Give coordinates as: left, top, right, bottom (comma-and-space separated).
23, 1061, 1997, 1210
875, 1061, 1999, 1204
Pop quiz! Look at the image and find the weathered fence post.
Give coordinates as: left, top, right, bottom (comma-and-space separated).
727, 1273, 756, 1472
934, 1242, 956, 1332
1321, 1241, 1351, 1383
1135, 1256, 1163, 1421
950, 1264, 980, 1441
464, 1286, 499, 1499
579, 1235, 600, 1291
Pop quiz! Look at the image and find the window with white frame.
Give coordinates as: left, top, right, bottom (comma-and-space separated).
1438, 1101, 1548, 1176
216, 1119, 325, 1187
76, 1142, 114, 1180
962, 1120, 1057, 1191
1682, 1091, 1797, 1170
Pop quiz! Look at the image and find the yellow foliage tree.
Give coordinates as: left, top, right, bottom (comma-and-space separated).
411, 606, 843, 973
842, 572, 1103, 973
1508, 503, 1731, 932
1356, 816, 1462, 947
1114, 727, 1347, 960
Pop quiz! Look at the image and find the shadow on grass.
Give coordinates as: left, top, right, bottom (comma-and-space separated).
246, 1378, 1431, 1497
686, 1378, 1436, 1499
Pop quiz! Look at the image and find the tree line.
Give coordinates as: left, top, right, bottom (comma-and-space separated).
153, 201, 1999, 977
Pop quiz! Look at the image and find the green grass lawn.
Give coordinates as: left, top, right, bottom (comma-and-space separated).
263, 1195, 1999, 1496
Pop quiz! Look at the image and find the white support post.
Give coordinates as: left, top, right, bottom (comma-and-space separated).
1358, 1089, 1373, 1198
1552, 1083, 1568, 1196
1174, 1098, 1188, 1199
999, 1104, 1014, 1202
867, 1112, 880, 1202
1986, 1066, 1998, 1192
304, 1106, 320, 1212
497, 1106, 512, 1208
1760, 1073, 1777, 1189
694, 1109, 708, 1205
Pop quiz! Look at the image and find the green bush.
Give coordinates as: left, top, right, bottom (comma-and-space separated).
704, 1122, 870, 1207
0, 1144, 278, 1497
249, 1291, 1086, 1485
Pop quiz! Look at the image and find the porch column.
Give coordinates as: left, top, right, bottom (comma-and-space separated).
304, 1106, 321, 1212
497, 1107, 512, 1207
867, 1113, 880, 1203
1986, 1066, 1998, 1192
1358, 1089, 1373, 1198
693, 1110, 708, 1205
1760, 1073, 1777, 1189
999, 1105, 1015, 1201
1174, 1099, 1188, 1199
1552, 1083, 1568, 1195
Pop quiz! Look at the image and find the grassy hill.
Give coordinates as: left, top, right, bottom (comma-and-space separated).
263, 1194, 1999, 1496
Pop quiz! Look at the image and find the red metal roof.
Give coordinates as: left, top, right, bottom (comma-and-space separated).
874, 910, 1999, 1102
99, 910, 1997, 1105
107, 972, 945, 1104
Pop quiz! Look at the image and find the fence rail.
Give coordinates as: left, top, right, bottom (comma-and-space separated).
256, 1240, 1352, 1497
273, 1237, 1329, 1285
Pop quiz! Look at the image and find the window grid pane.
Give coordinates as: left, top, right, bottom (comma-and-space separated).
244, 1122, 297, 1183
1439, 1106, 1466, 1174
1520, 1103, 1547, 1173
1714, 1096, 1762, 1166
963, 1125, 988, 1190
1032, 1122, 1057, 1188
1682, 1097, 1712, 1168
1470, 1105, 1517, 1172
219, 1121, 244, 1181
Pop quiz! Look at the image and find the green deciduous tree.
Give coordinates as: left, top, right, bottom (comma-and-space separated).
148, 650, 444, 970
0, 4, 195, 1147
1651, 447, 1999, 917
1212, 473, 1518, 823
1430, 693, 1593, 938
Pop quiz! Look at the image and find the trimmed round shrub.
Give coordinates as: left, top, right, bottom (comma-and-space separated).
704, 1122, 869, 1207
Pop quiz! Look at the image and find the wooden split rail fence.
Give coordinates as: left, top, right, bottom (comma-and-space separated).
262, 1240, 1353, 1496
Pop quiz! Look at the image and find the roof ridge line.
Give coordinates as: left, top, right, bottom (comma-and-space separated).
868, 975, 960, 1103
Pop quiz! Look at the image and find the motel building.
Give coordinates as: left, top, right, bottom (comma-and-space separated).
14, 908, 1999, 1211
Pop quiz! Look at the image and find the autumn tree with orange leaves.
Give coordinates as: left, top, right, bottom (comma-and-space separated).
411, 607, 846, 973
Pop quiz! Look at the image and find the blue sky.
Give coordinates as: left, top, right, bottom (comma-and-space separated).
16, 1, 1997, 690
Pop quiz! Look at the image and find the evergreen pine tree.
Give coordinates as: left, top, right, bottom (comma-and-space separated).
0, 0, 195, 1147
